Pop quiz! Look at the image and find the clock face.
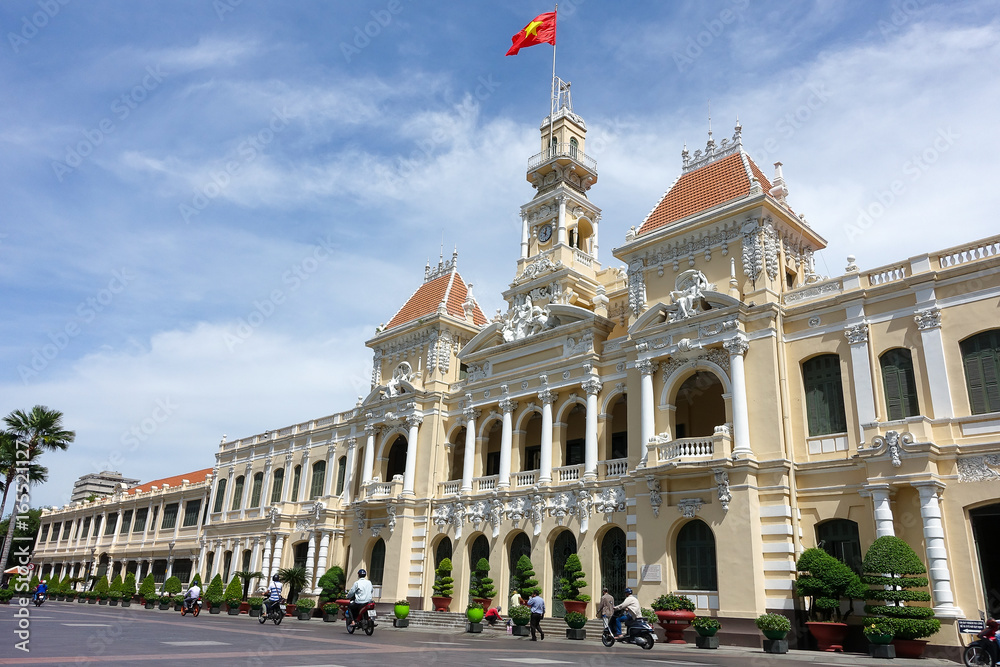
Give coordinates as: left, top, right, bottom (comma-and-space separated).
539, 224, 552, 243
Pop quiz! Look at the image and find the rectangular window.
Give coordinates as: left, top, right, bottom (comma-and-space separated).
120, 510, 133, 534
565, 438, 585, 466
335, 458, 346, 495
133, 508, 148, 533
290, 466, 301, 502
524, 446, 540, 470
231, 476, 244, 511
213, 479, 227, 513
80, 517, 91, 539
183, 499, 201, 527
270, 470, 284, 503
249, 475, 263, 508
104, 513, 117, 535
39, 524, 50, 542
50, 522, 61, 541
610, 432, 628, 460
486, 452, 501, 476
161, 503, 178, 530
804, 355, 848, 436
309, 463, 325, 500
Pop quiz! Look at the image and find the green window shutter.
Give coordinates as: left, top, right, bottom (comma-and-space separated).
335, 458, 346, 495
803, 355, 848, 436
249, 473, 263, 508
231, 476, 244, 510
310, 462, 325, 500
213, 479, 226, 513
270, 469, 284, 503
880, 348, 919, 420
962, 331, 1000, 414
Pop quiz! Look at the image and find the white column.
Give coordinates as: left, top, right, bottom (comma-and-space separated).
539, 385, 555, 483
914, 482, 962, 617
239, 462, 252, 519
498, 392, 517, 488
197, 538, 208, 579
362, 425, 376, 485
845, 323, 876, 440
173, 495, 184, 541
205, 467, 219, 523
212, 542, 224, 577
915, 308, 954, 419
165, 554, 174, 580
520, 212, 529, 259
556, 195, 567, 245
249, 537, 261, 574
725, 335, 752, 458
259, 458, 272, 518
867, 484, 895, 538
281, 454, 294, 502
223, 465, 236, 514
344, 438, 357, 503
261, 535, 273, 581
304, 532, 317, 590
402, 415, 422, 496
271, 534, 286, 575
461, 403, 479, 493
583, 377, 601, 480
638, 359, 656, 467
323, 444, 337, 497
317, 531, 331, 580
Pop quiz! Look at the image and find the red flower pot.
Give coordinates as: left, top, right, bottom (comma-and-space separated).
655, 610, 695, 643
430, 596, 452, 612
806, 622, 848, 652
891, 638, 927, 659
562, 600, 588, 616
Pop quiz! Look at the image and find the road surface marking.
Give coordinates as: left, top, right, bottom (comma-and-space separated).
161, 641, 231, 646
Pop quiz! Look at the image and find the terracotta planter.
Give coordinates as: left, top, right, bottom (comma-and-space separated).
891, 638, 927, 659
431, 596, 452, 612
472, 597, 492, 609
655, 609, 695, 643
240, 601, 250, 614
562, 600, 588, 616
806, 622, 848, 652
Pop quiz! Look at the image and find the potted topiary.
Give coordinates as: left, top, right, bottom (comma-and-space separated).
564, 610, 588, 640
556, 554, 590, 616
122, 573, 136, 607
393, 599, 410, 628
295, 598, 315, 620
139, 573, 156, 606
469, 557, 497, 608
509, 602, 531, 635
651, 594, 696, 643
162, 575, 182, 598
249, 596, 264, 618
756, 613, 791, 654
224, 577, 243, 615
158, 593, 171, 610
322, 602, 339, 622
511, 555, 540, 601
146, 593, 160, 609
861, 536, 940, 659
795, 547, 866, 652
431, 557, 453, 612
173, 594, 185, 611
693, 616, 721, 650
864, 617, 895, 645
204, 574, 224, 613
317, 566, 346, 609
95, 577, 109, 605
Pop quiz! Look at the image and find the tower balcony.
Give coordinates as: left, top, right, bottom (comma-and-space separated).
527, 142, 598, 174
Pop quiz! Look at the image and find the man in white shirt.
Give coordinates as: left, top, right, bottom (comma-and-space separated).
611, 587, 640, 639
183, 580, 201, 612
265, 575, 283, 615
345, 568, 374, 628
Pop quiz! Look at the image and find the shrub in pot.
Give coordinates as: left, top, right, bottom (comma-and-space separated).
861, 536, 940, 658
469, 557, 497, 606
162, 575, 182, 596
511, 555, 540, 599
138, 573, 156, 603
431, 557, 453, 611
556, 554, 590, 615
394, 599, 410, 619
755, 612, 791, 640
122, 573, 136, 606
466, 601, 484, 624
206, 594, 224, 614
692, 616, 721, 637
173, 594, 185, 610
564, 610, 587, 630
509, 603, 531, 626
795, 547, 866, 651
317, 566, 346, 607
249, 596, 264, 618
322, 602, 339, 622
296, 598, 315, 620
146, 593, 160, 609
224, 577, 243, 614
863, 617, 895, 645
651, 594, 696, 643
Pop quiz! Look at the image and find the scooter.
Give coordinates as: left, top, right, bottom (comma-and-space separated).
33, 592, 46, 607
963, 626, 998, 667
180, 596, 201, 617
345, 600, 377, 636
258, 598, 286, 625
601, 613, 655, 650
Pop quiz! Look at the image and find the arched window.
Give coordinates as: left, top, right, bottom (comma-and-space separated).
370, 539, 386, 586
470, 535, 490, 573
242, 549, 252, 572
803, 354, 848, 436
386, 437, 407, 481
676, 519, 717, 590
213, 478, 227, 513
435, 537, 452, 567
817, 519, 862, 573
509, 532, 531, 585
880, 348, 920, 420
600, 527, 627, 603
552, 531, 578, 617
249, 472, 264, 508
569, 136, 579, 158
270, 468, 284, 503
335, 456, 347, 495
961, 330, 1000, 414
310, 460, 326, 500
230, 476, 245, 511
290, 465, 301, 502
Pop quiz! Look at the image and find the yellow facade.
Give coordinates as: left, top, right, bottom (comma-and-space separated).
34, 90, 1000, 653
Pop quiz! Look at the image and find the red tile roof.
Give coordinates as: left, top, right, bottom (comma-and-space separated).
385, 268, 488, 330
638, 151, 773, 236
125, 468, 213, 495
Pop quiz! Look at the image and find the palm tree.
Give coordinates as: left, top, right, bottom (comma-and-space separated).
0, 432, 48, 572
0, 406, 74, 576
276, 566, 308, 604
233, 570, 264, 600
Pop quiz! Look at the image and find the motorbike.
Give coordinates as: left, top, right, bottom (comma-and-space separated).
345, 600, 377, 636
601, 613, 655, 650
258, 598, 286, 625
180, 596, 201, 617
33, 592, 46, 607
964, 632, 998, 667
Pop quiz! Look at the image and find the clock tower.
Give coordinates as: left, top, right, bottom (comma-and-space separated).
507, 78, 605, 313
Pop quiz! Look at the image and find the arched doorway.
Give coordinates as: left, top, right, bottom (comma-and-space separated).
551, 531, 577, 618
370, 539, 386, 595
470, 535, 490, 603
509, 532, 532, 598
600, 527, 627, 603
971, 503, 1000, 618
673, 371, 725, 438
676, 519, 717, 591
435, 537, 452, 567
386, 437, 407, 481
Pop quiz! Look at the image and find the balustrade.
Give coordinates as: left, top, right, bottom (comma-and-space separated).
554, 465, 583, 482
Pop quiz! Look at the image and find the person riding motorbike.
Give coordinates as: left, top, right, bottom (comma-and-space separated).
345, 568, 374, 630
183, 580, 201, 611
264, 574, 283, 616
975, 619, 999, 665
610, 587, 641, 640
33, 579, 48, 603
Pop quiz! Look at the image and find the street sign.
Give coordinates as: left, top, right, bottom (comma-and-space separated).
958, 619, 985, 634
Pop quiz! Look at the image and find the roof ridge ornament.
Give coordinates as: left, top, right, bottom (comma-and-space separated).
681, 120, 743, 174
424, 247, 459, 283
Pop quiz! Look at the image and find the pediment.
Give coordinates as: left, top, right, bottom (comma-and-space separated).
460, 303, 610, 358
630, 290, 741, 335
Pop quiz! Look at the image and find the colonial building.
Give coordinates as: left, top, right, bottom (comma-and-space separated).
34, 84, 1000, 652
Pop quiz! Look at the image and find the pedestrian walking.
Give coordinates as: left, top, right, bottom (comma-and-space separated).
597, 587, 614, 620
527, 590, 545, 641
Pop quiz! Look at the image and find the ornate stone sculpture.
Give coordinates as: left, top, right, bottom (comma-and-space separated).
678, 498, 703, 518
957, 455, 1000, 483
594, 486, 626, 522
529, 490, 546, 536
871, 430, 913, 468
668, 270, 711, 322
574, 486, 592, 534
386, 504, 396, 534
501, 295, 554, 342
627, 258, 647, 316
489, 492, 504, 538
714, 470, 731, 512
646, 477, 662, 518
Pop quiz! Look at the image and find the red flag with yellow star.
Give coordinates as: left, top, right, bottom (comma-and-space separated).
506, 11, 556, 56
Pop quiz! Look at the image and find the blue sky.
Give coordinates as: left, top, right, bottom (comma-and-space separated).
2, 0, 998, 509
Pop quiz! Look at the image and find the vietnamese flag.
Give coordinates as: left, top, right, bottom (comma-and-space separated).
506, 11, 556, 56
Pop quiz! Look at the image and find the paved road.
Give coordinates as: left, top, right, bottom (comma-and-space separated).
0, 602, 958, 666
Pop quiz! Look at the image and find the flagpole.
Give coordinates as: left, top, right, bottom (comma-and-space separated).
549, 4, 557, 156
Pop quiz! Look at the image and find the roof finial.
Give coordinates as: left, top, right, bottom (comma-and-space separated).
706, 100, 715, 151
